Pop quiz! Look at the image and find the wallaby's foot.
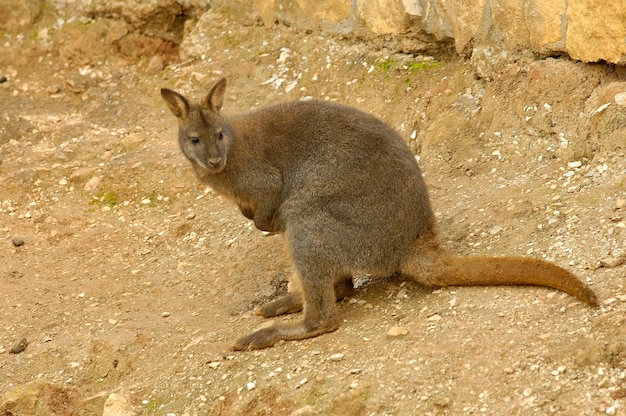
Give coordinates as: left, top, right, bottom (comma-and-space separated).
335, 277, 355, 301
257, 292, 303, 317
232, 318, 340, 351
258, 277, 355, 318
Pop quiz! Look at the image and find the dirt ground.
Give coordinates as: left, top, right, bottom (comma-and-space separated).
1, 4, 626, 416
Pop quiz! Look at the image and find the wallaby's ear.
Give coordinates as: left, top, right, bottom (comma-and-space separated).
201, 77, 227, 113
161, 88, 189, 119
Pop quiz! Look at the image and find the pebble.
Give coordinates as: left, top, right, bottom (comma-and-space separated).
600, 256, 625, 268
387, 326, 409, 336
161, 311, 171, 318
84, 176, 102, 191
9, 338, 29, 354
329, 353, 344, 361
427, 314, 442, 322
70, 166, 98, 181
246, 381, 256, 391
12, 237, 25, 247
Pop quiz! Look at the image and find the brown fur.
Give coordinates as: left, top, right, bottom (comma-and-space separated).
161, 78, 599, 351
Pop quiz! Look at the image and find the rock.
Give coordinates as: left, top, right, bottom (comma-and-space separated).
103, 392, 136, 416
121, 133, 146, 150
9, 338, 29, 354
329, 353, 345, 361
146, 55, 165, 74
0, 0, 43, 31
11, 237, 25, 247
256, 0, 353, 33
54, 0, 207, 43
84, 176, 102, 192
70, 166, 99, 181
0, 382, 76, 416
600, 256, 626, 269
615, 92, 626, 107
566, 0, 626, 64
289, 405, 316, 416
387, 326, 408, 336
427, 314, 442, 322
355, 0, 406, 34
249, 0, 626, 64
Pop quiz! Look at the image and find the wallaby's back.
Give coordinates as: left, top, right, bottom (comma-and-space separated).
228, 99, 436, 273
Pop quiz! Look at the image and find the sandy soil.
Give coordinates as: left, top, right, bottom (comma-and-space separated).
1, 5, 626, 416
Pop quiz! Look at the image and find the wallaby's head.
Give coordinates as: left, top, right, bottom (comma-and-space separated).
161, 78, 231, 174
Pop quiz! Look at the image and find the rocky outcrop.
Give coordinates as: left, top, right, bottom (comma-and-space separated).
51, 0, 207, 43
252, 0, 626, 65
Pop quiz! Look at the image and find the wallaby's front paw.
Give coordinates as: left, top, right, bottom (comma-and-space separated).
257, 293, 303, 317
232, 327, 280, 351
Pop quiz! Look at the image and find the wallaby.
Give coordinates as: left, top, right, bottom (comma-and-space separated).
161, 77, 599, 351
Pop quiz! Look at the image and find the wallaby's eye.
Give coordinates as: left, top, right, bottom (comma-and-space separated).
190, 137, 200, 144
217, 132, 224, 141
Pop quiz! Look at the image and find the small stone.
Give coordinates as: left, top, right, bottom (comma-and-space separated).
70, 167, 98, 181
121, 133, 146, 150
600, 256, 625, 268
9, 338, 28, 354
146, 55, 164, 75
108, 319, 118, 325
47, 85, 61, 94
567, 161, 582, 168
246, 381, 256, 391
329, 353, 344, 361
84, 176, 102, 192
489, 225, 502, 235
614, 198, 626, 210
427, 314, 442, 322
615, 92, 626, 107
103, 392, 135, 416
387, 326, 409, 336
161, 311, 171, 318
11, 238, 25, 247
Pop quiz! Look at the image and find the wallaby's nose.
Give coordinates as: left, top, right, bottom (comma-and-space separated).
208, 157, 222, 167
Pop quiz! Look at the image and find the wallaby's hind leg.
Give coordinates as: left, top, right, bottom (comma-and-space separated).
234, 248, 342, 350
257, 276, 354, 318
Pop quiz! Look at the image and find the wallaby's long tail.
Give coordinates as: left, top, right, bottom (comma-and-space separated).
436, 256, 599, 306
